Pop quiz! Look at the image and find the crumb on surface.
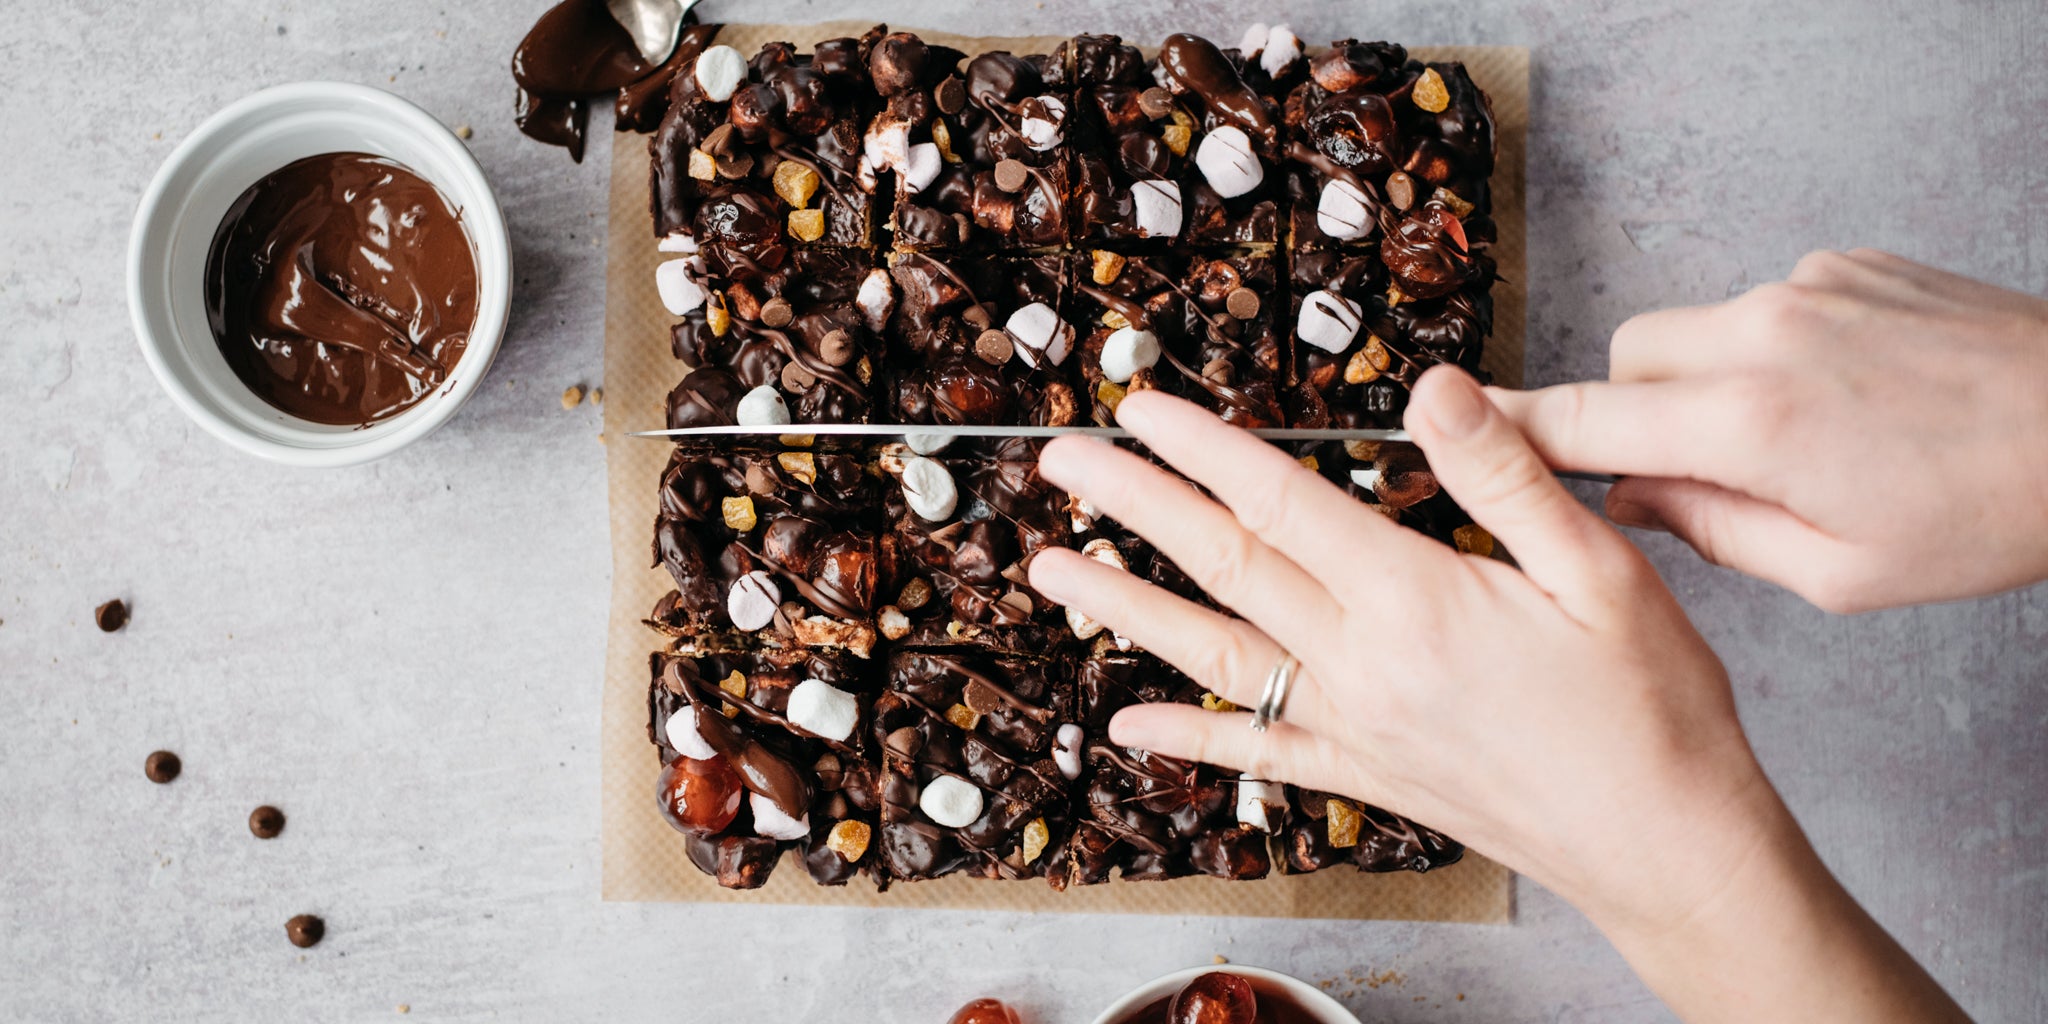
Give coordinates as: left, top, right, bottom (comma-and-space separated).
561, 385, 584, 410
455, 124, 472, 139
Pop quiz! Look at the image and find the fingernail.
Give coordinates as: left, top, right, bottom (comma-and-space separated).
1107, 708, 1153, 748
1607, 497, 1668, 532
1418, 370, 1489, 439
1111, 390, 1155, 428
1025, 548, 1078, 602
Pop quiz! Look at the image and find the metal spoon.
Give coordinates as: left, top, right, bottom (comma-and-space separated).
605, 0, 700, 66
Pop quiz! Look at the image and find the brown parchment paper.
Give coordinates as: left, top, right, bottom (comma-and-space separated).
601, 24, 1526, 921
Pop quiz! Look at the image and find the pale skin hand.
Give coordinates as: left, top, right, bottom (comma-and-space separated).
1028, 378, 1968, 1023
1489, 249, 2048, 613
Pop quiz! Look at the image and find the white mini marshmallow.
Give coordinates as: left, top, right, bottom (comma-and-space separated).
656, 259, 707, 316
1195, 126, 1264, 198
786, 678, 859, 742
1019, 95, 1067, 151
856, 153, 879, 192
1236, 776, 1287, 833
900, 456, 959, 521
905, 432, 953, 455
1260, 25, 1303, 78
663, 705, 719, 761
1099, 326, 1161, 384
919, 775, 985, 828
1317, 179, 1375, 240
1066, 605, 1104, 641
864, 117, 910, 172
1131, 179, 1184, 238
1081, 537, 1128, 570
1296, 289, 1364, 353
694, 45, 747, 103
657, 232, 699, 254
751, 792, 811, 840
735, 385, 791, 427
1005, 301, 1074, 368
1238, 22, 1270, 56
1348, 467, 1382, 491
727, 570, 780, 631
902, 142, 943, 193
856, 268, 895, 331
1053, 724, 1084, 780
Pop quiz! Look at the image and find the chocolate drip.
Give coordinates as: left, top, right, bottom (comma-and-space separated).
1156, 34, 1276, 148
676, 677, 814, 819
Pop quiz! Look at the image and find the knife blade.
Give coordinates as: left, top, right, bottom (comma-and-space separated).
625, 423, 1617, 484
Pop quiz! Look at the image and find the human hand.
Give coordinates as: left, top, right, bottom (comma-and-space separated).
1029, 374, 1767, 931
1027, 375, 1968, 1023
1490, 249, 2048, 612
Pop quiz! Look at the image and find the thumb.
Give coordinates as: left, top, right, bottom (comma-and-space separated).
1606, 476, 1847, 603
1405, 366, 1639, 604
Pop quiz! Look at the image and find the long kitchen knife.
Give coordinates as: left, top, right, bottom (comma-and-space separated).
627, 423, 1617, 484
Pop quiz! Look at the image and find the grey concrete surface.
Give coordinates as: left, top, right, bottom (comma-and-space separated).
2, 1, 2043, 1021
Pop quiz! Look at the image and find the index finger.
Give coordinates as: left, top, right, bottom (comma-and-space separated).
1109, 391, 1448, 600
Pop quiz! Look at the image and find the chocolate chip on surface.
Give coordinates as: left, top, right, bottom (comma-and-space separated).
935, 76, 966, 115
1138, 86, 1175, 120
249, 805, 286, 839
974, 329, 1014, 365
145, 750, 181, 784
1225, 286, 1261, 320
286, 914, 325, 948
759, 296, 794, 327
993, 159, 1029, 193
95, 599, 128, 632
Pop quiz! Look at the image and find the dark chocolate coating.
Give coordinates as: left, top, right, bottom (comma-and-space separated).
647, 446, 879, 644
649, 34, 877, 243
886, 39, 1073, 251
651, 650, 882, 888
1067, 652, 1273, 883
873, 650, 1076, 884
1281, 788, 1464, 874
885, 252, 1079, 427
1074, 251, 1287, 429
669, 246, 881, 424
879, 437, 1074, 643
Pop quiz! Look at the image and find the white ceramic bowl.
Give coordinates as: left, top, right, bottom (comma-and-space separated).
1089, 964, 1363, 1024
127, 82, 511, 466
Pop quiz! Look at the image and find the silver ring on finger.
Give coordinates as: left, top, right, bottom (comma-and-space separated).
1249, 650, 1300, 732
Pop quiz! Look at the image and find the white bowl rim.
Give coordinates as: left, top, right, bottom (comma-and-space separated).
126, 80, 512, 467
1087, 964, 1363, 1024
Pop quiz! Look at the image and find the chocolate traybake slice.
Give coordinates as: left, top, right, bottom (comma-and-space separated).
650, 32, 878, 248
874, 436, 1076, 653
1068, 649, 1278, 884
1280, 43, 1498, 428
874, 33, 1075, 252
650, 649, 884, 887
664, 246, 885, 427
1072, 248, 1288, 429
881, 250, 1082, 427
647, 445, 881, 658
1279, 786, 1465, 875
873, 648, 1080, 885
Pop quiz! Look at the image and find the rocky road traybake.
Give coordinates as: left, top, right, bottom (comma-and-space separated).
513, 8, 1495, 891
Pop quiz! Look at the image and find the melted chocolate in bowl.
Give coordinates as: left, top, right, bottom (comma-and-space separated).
204, 152, 478, 426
